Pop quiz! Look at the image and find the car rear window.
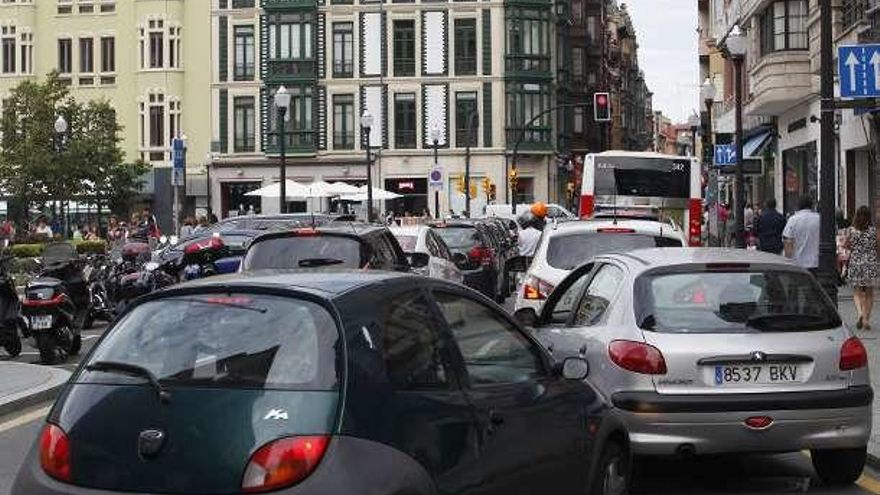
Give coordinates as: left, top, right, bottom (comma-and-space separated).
547, 233, 681, 270
244, 235, 363, 269
394, 235, 418, 252
635, 270, 841, 333
434, 227, 480, 252
81, 294, 340, 389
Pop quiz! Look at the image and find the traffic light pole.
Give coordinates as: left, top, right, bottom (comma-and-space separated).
433, 138, 440, 220
465, 111, 478, 219
818, 0, 838, 304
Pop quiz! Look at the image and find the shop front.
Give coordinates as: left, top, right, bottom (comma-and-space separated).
782, 141, 817, 215
384, 178, 428, 216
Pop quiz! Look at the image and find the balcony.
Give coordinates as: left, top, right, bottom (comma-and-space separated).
506, 127, 554, 151
746, 50, 812, 116
263, 0, 316, 10
265, 59, 316, 82
265, 130, 316, 154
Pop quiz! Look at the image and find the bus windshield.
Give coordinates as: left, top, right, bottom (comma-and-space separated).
594, 156, 691, 198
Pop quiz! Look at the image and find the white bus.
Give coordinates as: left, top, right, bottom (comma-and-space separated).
579, 151, 703, 246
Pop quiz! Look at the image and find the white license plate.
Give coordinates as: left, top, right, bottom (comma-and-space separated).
30, 315, 52, 330
713, 364, 800, 385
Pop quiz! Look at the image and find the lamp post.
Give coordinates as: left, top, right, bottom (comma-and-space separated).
819, 0, 837, 303
687, 113, 700, 158
701, 77, 718, 246
204, 152, 214, 219
726, 24, 747, 248
54, 115, 68, 238
274, 86, 291, 214
430, 125, 441, 219
464, 111, 478, 218
361, 111, 375, 223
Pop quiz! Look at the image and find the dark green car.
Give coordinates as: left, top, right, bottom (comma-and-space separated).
14, 271, 628, 495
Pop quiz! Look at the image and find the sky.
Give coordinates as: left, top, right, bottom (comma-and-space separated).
621, 0, 699, 124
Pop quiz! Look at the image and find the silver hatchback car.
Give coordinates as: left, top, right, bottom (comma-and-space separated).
526, 248, 872, 485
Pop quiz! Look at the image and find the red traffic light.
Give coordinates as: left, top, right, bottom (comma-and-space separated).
596, 94, 608, 106
594, 92, 611, 122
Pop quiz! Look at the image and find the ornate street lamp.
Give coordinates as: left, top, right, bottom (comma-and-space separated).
273, 86, 291, 213
360, 111, 375, 223
725, 24, 747, 248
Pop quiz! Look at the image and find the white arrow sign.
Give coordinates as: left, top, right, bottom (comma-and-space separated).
846, 51, 860, 94
871, 50, 880, 92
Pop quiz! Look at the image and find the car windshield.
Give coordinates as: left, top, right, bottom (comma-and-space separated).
81, 294, 340, 390
244, 236, 363, 270
547, 232, 681, 270
636, 270, 841, 333
394, 235, 418, 252
434, 227, 480, 252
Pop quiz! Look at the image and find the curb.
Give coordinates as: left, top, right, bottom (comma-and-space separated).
0, 367, 70, 419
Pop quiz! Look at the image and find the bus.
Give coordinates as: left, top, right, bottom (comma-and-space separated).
579, 151, 702, 246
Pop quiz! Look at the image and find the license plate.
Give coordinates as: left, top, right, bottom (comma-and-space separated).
713, 364, 800, 385
30, 315, 52, 330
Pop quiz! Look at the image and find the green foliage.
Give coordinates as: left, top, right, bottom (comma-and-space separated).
6, 243, 43, 258
74, 240, 107, 255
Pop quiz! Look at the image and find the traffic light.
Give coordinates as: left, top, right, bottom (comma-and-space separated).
594, 92, 611, 122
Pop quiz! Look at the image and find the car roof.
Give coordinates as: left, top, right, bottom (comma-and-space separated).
168, 269, 419, 297
389, 225, 427, 236
596, 247, 797, 272
250, 222, 389, 241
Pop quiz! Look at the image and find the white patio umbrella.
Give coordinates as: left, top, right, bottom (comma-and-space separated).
244, 180, 310, 199
299, 180, 346, 198
340, 186, 403, 202
328, 181, 361, 195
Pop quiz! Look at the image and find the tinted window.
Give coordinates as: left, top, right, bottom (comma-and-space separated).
547, 233, 681, 270
381, 292, 451, 389
636, 270, 841, 333
594, 157, 691, 198
394, 234, 418, 252
573, 264, 624, 326
434, 227, 480, 252
244, 236, 363, 269
434, 292, 542, 385
82, 294, 339, 389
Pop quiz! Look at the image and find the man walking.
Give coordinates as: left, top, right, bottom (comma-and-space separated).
783, 196, 821, 271
755, 198, 785, 255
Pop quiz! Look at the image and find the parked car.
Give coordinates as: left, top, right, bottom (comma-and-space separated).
526, 248, 871, 485
485, 203, 576, 220
390, 225, 465, 283
514, 219, 685, 319
13, 271, 626, 495
431, 220, 513, 302
207, 213, 355, 233
241, 224, 410, 272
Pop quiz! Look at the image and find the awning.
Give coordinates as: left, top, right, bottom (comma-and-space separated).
742, 131, 773, 159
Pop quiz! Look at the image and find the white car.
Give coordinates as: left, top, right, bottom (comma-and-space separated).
514, 219, 686, 318
390, 225, 464, 284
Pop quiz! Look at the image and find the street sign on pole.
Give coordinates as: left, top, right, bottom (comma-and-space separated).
429, 167, 443, 189
172, 137, 185, 187
839, 44, 880, 98
713, 144, 737, 166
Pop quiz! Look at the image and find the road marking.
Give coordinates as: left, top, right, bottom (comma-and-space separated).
82, 335, 100, 341
0, 406, 50, 434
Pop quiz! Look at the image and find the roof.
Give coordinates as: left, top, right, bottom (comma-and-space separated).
600, 248, 797, 270
546, 218, 681, 235
169, 269, 416, 297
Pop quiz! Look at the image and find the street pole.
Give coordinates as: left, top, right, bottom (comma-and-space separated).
733, 55, 746, 249
465, 111, 477, 219
433, 137, 440, 219
365, 128, 374, 223
278, 107, 287, 214
704, 100, 717, 247
819, 0, 838, 303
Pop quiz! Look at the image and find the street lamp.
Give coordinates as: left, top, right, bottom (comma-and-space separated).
361, 111, 375, 223
54, 115, 68, 237
204, 152, 213, 219
274, 86, 291, 214
701, 77, 718, 246
464, 111, 478, 218
430, 124, 441, 219
687, 112, 700, 158
726, 24, 747, 248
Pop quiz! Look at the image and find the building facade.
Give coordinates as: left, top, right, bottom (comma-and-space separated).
0, 0, 212, 231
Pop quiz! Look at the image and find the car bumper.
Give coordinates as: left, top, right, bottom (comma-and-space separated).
611, 386, 872, 456
513, 290, 544, 316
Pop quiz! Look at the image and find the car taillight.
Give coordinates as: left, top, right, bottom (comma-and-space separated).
523, 276, 554, 300
596, 227, 636, 234
608, 340, 667, 375
840, 337, 868, 371
468, 245, 493, 266
39, 424, 71, 482
241, 436, 329, 493
22, 293, 65, 307
688, 198, 703, 246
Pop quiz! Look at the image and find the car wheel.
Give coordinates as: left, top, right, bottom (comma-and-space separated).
590, 442, 629, 495
812, 446, 866, 485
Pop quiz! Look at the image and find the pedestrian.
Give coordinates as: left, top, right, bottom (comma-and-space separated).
72, 224, 84, 241
783, 196, 821, 271
0, 216, 15, 247
107, 215, 125, 247
846, 206, 879, 330
141, 208, 160, 239
179, 217, 195, 238
34, 217, 53, 240
85, 222, 100, 241
193, 216, 209, 233
754, 198, 785, 255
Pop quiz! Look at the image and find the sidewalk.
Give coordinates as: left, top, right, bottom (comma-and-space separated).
0, 362, 70, 418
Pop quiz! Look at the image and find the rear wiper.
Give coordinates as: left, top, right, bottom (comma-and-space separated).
175, 297, 268, 314
638, 314, 656, 330
298, 258, 345, 268
86, 361, 171, 403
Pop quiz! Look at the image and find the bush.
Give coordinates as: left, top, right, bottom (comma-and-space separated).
7, 243, 43, 258
74, 240, 107, 255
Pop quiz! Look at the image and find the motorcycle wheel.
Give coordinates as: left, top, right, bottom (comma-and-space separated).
35, 333, 58, 365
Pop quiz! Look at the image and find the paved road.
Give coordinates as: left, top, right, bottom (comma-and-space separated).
0, 323, 108, 372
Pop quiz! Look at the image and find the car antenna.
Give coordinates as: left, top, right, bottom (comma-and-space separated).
611, 168, 619, 225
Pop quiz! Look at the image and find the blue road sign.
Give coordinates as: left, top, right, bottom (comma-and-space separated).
171, 137, 186, 187
714, 144, 737, 167
839, 44, 880, 98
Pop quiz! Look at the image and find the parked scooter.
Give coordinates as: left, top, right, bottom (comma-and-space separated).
0, 254, 26, 357
83, 254, 114, 326
21, 243, 89, 364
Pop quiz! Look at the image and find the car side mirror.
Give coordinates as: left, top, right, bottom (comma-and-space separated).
407, 252, 430, 269
559, 357, 590, 380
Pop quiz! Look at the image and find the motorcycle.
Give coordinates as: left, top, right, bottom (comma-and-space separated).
179, 234, 228, 280
21, 242, 90, 364
106, 240, 152, 315
83, 254, 114, 326
0, 254, 26, 357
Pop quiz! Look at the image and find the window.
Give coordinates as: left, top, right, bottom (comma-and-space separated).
149, 26, 164, 68
759, 0, 807, 55
269, 13, 313, 60
332, 22, 353, 78
572, 47, 583, 78
508, 16, 548, 56
586, 15, 598, 44
393, 20, 415, 77
234, 96, 255, 152
79, 37, 94, 73
843, 0, 867, 29
99, 0, 115, 13
57, 0, 72, 14
168, 99, 181, 144
455, 92, 478, 148
100, 36, 115, 72
231, 0, 255, 7
267, 85, 313, 149
572, 264, 623, 327
434, 292, 541, 385
571, 0, 583, 22
233, 26, 255, 81
454, 19, 477, 76
57, 38, 72, 74
394, 93, 417, 149
333, 94, 355, 150
79, 0, 94, 13
573, 106, 584, 135
2, 36, 14, 74
20, 32, 32, 75
168, 25, 182, 68
381, 292, 451, 390
148, 93, 165, 148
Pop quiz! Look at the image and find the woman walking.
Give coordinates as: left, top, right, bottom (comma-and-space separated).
847, 206, 880, 330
